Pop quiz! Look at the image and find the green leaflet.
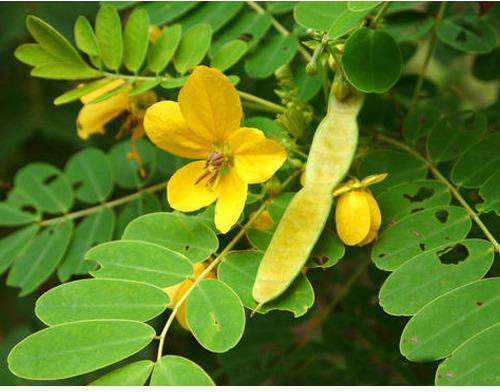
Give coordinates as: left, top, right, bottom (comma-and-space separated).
435, 323, 500, 386
65, 148, 114, 204
376, 180, 451, 230
177, 1, 243, 33
109, 139, 158, 189
427, 111, 486, 163
379, 239, 494, 315
96, 5, 123, 71
372, 206, 472, 271
7, 220, 74, 296
358, 149, 428, 194
211, 11, 271, 52
35, 278, 170, 325
122, 212, 219, 264
26, 15, 83, 63
0, 225, 38, 274
57, 207, 115, 282
173, 23, 212, 75
437, 14, 497, 54
451, 132, 500, 189
123, 8, 150, 73
244, 34, 299, 79
186, 279, 245, 353
14, 43, 58, 67
87, 239, 193, 288
218, 250, 315, 317
477, 170, 500, 215
8, 320, 155, 380
211, 39, 247, 71
53, 77, 111, 105
342, 28, 402, 93
14, 162, 73, 214
115, 193, 161, 237
74, 16, 99, 57
139, 2, 198, 25
0, 200, 39, 227
150, 355, 215, 386
401, 278, 500, 362
90, 360, 154, 386
147, 24, 182, 74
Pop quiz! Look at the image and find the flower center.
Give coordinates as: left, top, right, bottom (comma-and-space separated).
194, 151, 226, 188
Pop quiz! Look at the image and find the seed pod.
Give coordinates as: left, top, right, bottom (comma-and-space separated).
252, 89, 364, 307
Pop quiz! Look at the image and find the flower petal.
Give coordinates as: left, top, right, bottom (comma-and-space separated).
144, 101, 211, 159
335, 190, 371, 246
358, 190, 382, 246
230, 127, 287, 184
215, 169, 247, 234
179, 66, 242, 143
77, 81, 130, 140
167, 161, 219, 212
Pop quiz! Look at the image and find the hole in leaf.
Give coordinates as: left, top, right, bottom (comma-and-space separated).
419, 242, 426, 251
457, 19, 484, 38
411, 207, 424, 214
435, 209, 449, 223
43, 174, 58, 185
437, 243, 469, 265
21, 205, 37, 214
404, 187, 435, 202
378, 253, 386, 258
456, 30, 468, 43
476, 301, 483, 306
184, 245, 190, 251
73, 180, 84, 191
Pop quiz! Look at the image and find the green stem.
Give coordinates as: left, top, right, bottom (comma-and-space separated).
377, 133, 500, 253
39, 183, 165, 227
371, 1, 391, 27
409, 1, 447, 114
244, 0, 312, 62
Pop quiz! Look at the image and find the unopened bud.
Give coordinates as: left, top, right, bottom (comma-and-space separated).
332, 72, 351, 101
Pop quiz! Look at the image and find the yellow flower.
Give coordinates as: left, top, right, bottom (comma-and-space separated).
334, 173, 387, 246
164, 262, 216, 331
77, 79, 131, 140
77, 79, 156, 141
144, 66, 287, 233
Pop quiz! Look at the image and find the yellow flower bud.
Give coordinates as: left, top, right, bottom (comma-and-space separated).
251, 209, 274, 231
163, 261, 216, 331
335, 188, 382, 246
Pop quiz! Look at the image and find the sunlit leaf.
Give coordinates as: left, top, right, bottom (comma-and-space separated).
90, 360, 154, 386
123, 8, 150, 73
150, 355, 214, 386
8, 320, 155, 380
96, 5, 123, 70
173, 23, 212, 75
147, 24, 182, 74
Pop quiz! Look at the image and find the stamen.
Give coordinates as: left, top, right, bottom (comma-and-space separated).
194, 151, 225, 187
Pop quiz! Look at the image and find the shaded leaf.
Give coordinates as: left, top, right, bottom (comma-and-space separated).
0, 225, 38, 274
477, 170, 500, 215
57, 208, 115, 282
115, 193, 161, 237
65, 148, 114, 203
178, 1, 242, 33
7, 220, 74, 296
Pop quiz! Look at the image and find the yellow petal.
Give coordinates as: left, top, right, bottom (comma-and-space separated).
361, 173, 388, 187
230, 127, 287, 184
178, 66, 242, 143
77, 89, 130, 140
335, 190, 371, 246
358, 190, 382, 246
215, 168, 247, 234
167, 161, 219, 212
144, 101, 211, 159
